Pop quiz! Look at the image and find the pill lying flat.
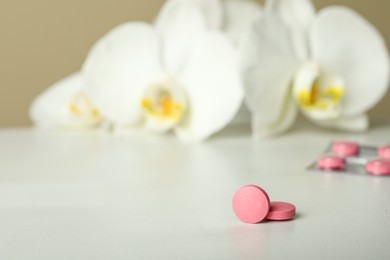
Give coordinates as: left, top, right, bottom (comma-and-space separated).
266, 202, 296, 221
232, 185, 270, 224
378, 145, 390, 160
332, 142, 359, 157
366, 159, 390, 176
317, 156, 346, 170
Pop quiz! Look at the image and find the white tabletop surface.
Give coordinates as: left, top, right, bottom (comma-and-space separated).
1, 122, 390, 260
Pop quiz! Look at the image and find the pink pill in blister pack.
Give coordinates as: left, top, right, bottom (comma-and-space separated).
309, 141, 390, 177
378, 145, 390, 160
317, 156, 346, 170
332, 142, 360, 157
232, 185, 296, 224
366, 159, 390, 176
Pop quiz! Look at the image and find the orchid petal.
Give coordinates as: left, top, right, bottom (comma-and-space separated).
265, 0, 315, 27
310, 7, 390, 116
156, 0, 222, 29
175, 32, 243, 141
223, 0, 262, 45
265, 0, 315, 59
30, 73, 100, 128
194, 0, 223, 29
82, 22, 164, 126
252, 93, 298, 138
154, 0, 208, 74
310, 114, 369, 132
240, 15, 299, 136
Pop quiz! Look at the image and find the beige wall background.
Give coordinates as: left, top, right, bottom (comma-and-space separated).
0, 0, 389, 127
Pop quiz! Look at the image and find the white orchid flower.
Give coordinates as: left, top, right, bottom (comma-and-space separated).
82, 1, 243, 142
156, 0, 262, 126
30, 73, 101, 129
156, 0, 262, 46
240, 0, 390, 138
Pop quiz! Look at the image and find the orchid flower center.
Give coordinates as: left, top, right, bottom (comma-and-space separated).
140, 80, 187, 131
293, 63, 345, 120
68, 94, 101, 124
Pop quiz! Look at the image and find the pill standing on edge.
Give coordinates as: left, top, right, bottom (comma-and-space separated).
266, 202, 296, 221
366, 159, 390, 176
317, 156, 346, 170
232, 185, 270, 224
332, 142, 359, 157
378, 145, 390, 160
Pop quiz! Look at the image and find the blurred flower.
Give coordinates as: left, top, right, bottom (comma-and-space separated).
241, 0, 390, 138
82, 1, 243, 141
155, 0, 262, 126
30, 73, 101, 129
156, 0, 262, 46
30, 0, 254, 139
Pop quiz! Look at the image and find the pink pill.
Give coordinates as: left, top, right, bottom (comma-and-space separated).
317, 156, 346, 170
366, 159, 390, 176
266, 202, 296, 221
232, 185, 270, 224
378, 145, 390, 160
332, 142, 359, 157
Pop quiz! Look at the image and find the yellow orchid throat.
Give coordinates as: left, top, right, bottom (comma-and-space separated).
293, 63, 345, 120
297, 83, 344, 111
141, 95, 183, 122
68, 95, 101, 121
140, 81, 187, 125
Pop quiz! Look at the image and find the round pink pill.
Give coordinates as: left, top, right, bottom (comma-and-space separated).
232, 185, 270, 224
378, 145, 390, 160
332, 142, 359, 157
366, 159, 390, 176
266, 202, 296, 221
317, 156, 346, 170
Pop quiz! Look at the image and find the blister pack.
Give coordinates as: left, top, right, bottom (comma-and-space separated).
307, 142, 390, 176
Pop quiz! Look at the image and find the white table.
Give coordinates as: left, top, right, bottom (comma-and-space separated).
1, 122, 390, 259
